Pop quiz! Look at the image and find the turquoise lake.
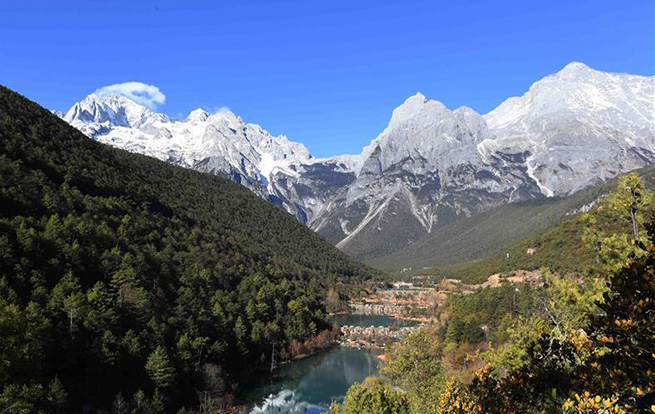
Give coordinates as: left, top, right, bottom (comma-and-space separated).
242, 314, 410, 413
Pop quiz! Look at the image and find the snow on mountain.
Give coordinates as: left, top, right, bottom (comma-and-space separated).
51, 109, 65, 119
482, 62, 655, 196
64, 93, 314, 217
313, 63, 654, 257
61, 62, 655, 260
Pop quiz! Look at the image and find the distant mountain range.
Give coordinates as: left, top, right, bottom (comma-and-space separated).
59, 62, 655, 261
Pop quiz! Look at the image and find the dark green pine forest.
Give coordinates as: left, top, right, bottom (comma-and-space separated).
0, 86, 379, 412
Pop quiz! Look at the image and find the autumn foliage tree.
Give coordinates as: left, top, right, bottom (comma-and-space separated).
469, 215, 655, 413
583, 172, 654, 273
583, 218, 655, 411
436, 379, 482, 414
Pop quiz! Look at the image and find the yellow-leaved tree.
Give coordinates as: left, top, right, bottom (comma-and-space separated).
583, 172, 653, 273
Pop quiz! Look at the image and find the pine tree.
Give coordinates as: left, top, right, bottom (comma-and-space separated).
234, 316, 248, 354
131, 390, 149, 414
583, 173, 654, 273
609, 173, 651, 244
145, 346, 176, 389
150, 389, 165, 414
111, 392, 129, 414
47, 376, 68, 413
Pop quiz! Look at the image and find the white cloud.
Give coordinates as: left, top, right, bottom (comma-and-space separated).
94, 82, 166, 109
213, 106, 232, 115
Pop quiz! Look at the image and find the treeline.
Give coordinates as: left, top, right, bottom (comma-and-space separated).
0, 86, 379, 412
332, 173, 655, 413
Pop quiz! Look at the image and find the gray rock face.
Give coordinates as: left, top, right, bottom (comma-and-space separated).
482, 62, 655, 196
62, 63, 654, 259
317, 93, 543, 258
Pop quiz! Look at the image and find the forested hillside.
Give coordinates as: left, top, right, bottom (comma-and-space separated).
0, 86, 378, 412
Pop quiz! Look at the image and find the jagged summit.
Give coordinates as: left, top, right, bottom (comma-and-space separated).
62, 92, 313, 219
484, 61, 655, 195
65, 93, 169, 131
364, 93, 488, 170
386, 92, 447, 129
399, 92, 428, 107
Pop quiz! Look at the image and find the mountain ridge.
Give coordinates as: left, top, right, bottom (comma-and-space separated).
60, 62, 655, 260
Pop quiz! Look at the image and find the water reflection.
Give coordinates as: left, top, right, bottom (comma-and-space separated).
243, 347, 379, 413
243, 315, 413, 413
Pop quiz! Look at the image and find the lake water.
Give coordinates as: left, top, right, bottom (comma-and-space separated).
242, 314, 406, 413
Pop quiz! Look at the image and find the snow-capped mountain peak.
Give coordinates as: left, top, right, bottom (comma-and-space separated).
64, 93, 108, 124
559, 61, 592, 74
62, 92, 313, 218
321, 64, 654, 255
484, 61, 655, 195
187, 108, 210, 122
386, 92, 448, 129
64, 93, 169, 130
359, 94, 489, 176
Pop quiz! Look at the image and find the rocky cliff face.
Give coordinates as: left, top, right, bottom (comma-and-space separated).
483, 62, 655, 196
61, 62, 655, 259
312, 94, 543, 258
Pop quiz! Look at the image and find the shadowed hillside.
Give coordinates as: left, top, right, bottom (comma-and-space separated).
0, 86, 379, 411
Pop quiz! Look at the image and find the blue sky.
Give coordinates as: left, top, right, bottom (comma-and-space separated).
1, 0, 653, 157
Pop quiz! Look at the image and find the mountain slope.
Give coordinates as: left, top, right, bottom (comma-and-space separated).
331, 63, 653, 259
315, 94, 542, 259
369, 165, 655, 282
0, 86, 377, 411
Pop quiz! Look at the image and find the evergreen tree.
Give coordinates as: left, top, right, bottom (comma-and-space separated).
586, 219, 655, 411
145, 346, 176, 389
0, 85, 378, 412
583, 172, 654, 273
150, 389, 165, 414
112, 392, 129, 414
131, 390, 149, 414
47, 376, 68, 413
234, 316, 248, 354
